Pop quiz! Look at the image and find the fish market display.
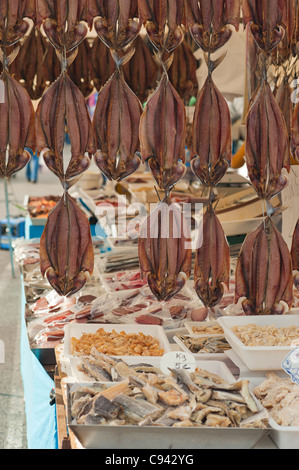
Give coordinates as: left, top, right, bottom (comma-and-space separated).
235, 217, 293, 316
138, 198, 192, 302
92, 0, 142, 182
27, 196, 60, 219
291, 219, 299, 290
70, 364, 268, 428
71, 328, 164, 357
253, 372, 299, 427
175, 335, 231, 354
36, 0, 95, 297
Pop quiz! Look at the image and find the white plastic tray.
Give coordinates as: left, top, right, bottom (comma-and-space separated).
218, 315, 299, 371
173, 334, 230, 361
243, 374, 299, 449
69, 356, 236, 384
65, 362, 270, 449
63, 323, 172, 358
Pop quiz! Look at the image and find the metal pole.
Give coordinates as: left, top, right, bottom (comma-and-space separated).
4, 177, 15, 278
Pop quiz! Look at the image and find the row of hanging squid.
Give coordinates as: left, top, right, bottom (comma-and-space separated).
1, 0, 299, 318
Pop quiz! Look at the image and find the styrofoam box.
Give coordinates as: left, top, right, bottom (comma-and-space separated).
173, 334, 230, 361
184, 320, 224, 337
218, 315, 299, 371
63, 323, 172, 358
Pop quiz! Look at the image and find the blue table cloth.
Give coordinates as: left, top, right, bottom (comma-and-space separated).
20, 278, 58, 449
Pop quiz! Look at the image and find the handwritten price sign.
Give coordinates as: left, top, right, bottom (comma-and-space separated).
160, 351, 196, 375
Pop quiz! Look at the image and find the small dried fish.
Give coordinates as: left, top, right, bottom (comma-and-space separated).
175, 335, 231, 354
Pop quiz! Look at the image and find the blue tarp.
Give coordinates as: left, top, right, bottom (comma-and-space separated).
20, 278, 58, 449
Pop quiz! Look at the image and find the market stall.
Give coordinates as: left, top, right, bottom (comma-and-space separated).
1, 0, 299, 451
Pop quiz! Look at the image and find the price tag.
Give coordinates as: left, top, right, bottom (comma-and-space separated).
281, 347, 299, 385
160, 351, 196, 375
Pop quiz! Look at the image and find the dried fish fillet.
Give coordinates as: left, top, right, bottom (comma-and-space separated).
0, 70, 35, 178
138, 198, 192, 301
40, 192, 94, 297
235, 217, 293, 315
70, 358, 268, 429
36, 72, 95, 187
93, 67, 143, 182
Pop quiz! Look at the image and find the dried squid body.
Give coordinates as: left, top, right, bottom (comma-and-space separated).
291, 218, 299, 290
40, 192, 94, 297
194, 204, 230, 308
139, 70, 187, 191
93, 50, 143, 182
0, 68, 35, 178
138, 198, 192, 301
245, 80, 290, 200
235, 217, 293, 315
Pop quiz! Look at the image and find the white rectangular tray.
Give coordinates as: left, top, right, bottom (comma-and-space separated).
66, 362, 269, 449
173, 334, 230, 361
63, 323, 172, 358
244, 374, 299, 449
218, 315, 299, 371
69, 356, 236, 384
